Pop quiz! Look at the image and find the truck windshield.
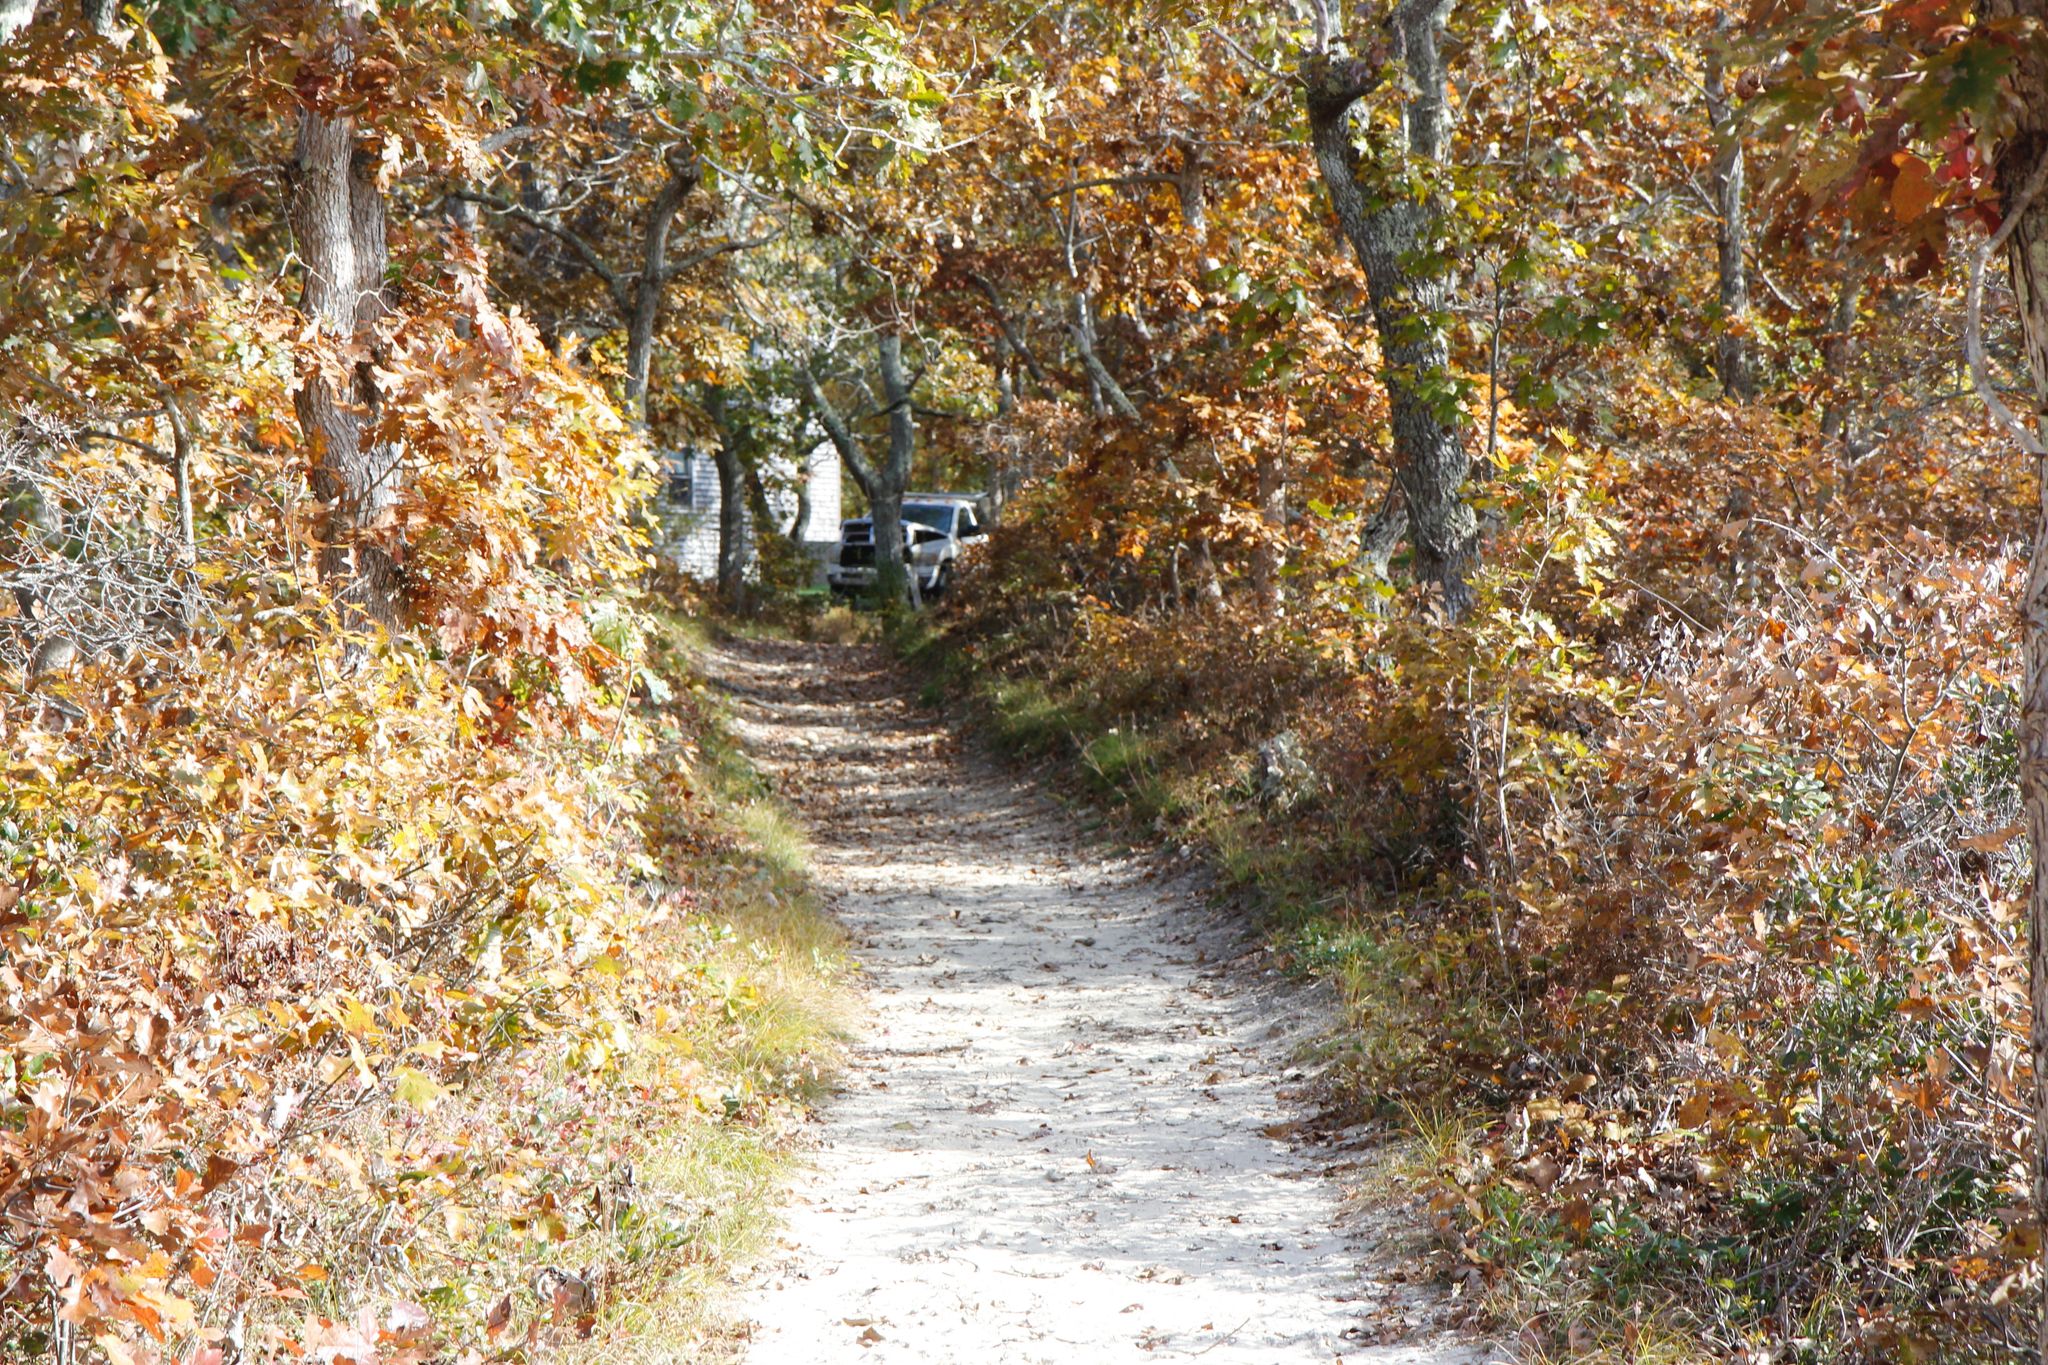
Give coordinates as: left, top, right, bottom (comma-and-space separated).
901, 504, 955, 533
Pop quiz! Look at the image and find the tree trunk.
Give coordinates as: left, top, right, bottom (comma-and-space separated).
1357, 476, 1408, 614
874, 330, 918, 601
799, 365, 873, 501
1251, 446, 1285, 620
1073, 294, 1113, 418
169, 413, 194, 567
744, 464, 778, 540
2015, 198, 2048, 1365
1193, 538, 1225, 606
159, 385, 196, 628
1174, 139, 1207, 237
622, 149, 700, 425
714, 444, 748, 612
287, 107, 403, 628
1071, 295, 1142, 421
990, 355, 1018, 520
995, 351, 1017, 418
1980, 7, 2048, 1354
2022, 252, 2048, 1365
1820, 255, 1865, 453
704, 385, 748, 612
1303, 0, 1476, 620
787, 455, 812, 542
1704, 19, 1756, 401
798, 333, 919, 603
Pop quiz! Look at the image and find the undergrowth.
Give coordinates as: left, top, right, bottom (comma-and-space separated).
890, 390, 2036, 1363
555, 612, 850, 1360
0, 603, 846, 1362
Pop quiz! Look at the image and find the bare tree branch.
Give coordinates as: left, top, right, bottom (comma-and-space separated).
657, 227, 786, 281
446, 190, 631, 314
968, 272, 1055, 391
1968, 154, 2048, 459
796, 361, 879, 497
1038, 173, 1185, 201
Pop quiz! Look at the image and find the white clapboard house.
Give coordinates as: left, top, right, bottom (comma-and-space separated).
653, 444, 843, 581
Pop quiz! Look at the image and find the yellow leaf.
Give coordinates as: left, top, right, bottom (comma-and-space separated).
337, 995, 375, 1039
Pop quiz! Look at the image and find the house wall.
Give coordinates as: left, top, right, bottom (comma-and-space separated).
775, 442, 843, 549
654, 443, 842, 582
654, 450, 725, 580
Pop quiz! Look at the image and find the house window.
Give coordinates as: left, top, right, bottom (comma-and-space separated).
666, 462, 693, 505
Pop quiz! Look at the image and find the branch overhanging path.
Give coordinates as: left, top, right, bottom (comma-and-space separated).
709, 637, 1483, 1364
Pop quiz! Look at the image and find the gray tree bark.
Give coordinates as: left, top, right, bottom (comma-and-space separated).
1251, 447, 1286, 620
1303, 0, 1477, 620
874, 330, 919, 600
158, 385, 194, 573
2011, 160, 2048, 1365
714, 448, 748, 611
743, 464, 778, 546
799, 331, 919, 601
623, 148, 701, 425
785, 456, 812, 542
1357, 476, 1408, 612
1820, 257, 1865, 452
971, 272, 1054, 394
2023, 196, 2048, 1365
287, 106, 402, 628
1979, 10, 2048, 1357
1174, 139, 1207, 236
1704, 20, 1756, 401
1070, 298, 1142, 422
705, 385, 750, 612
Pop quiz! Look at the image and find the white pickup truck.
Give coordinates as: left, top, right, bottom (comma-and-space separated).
827, 493, 989, 600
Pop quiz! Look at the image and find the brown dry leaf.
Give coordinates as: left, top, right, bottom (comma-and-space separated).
1891, 153, 1936, 222
1958, 825, 2023, 852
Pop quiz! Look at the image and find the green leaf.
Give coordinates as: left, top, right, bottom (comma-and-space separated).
394, 1066, 452, 1114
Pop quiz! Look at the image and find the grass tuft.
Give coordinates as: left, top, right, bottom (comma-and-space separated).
553, 612, 852, 1361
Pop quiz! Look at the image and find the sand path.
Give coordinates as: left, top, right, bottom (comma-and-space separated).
709, 637, 1478, 1365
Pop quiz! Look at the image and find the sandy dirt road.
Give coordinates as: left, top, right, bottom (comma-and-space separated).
710, 637, 1477, 1365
